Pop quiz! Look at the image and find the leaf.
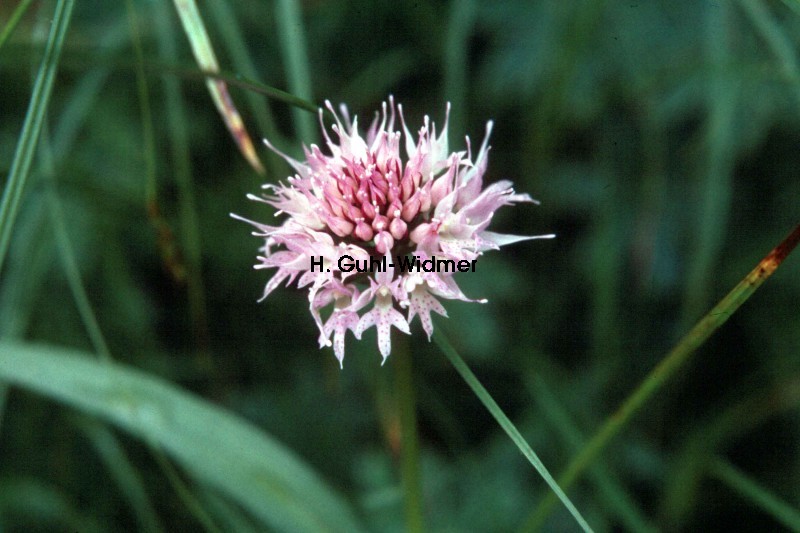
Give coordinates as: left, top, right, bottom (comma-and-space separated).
0, 0, 75, 277
0, 341, 364, 533
172, 0, 265, 174
432, 329, 593, 532
709, 457, 800, 531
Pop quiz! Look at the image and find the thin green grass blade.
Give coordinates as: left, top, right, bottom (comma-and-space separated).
124, 0, 158, 210
432, 329, 593, 533
150, 447, 223, 532
0, 478, 102, 532
0, 0, 36, 50
394, 336, 424, 533
274, 0, 316, 144
204, 0, 286, 161
0, 0, 75, 276
171, 0, 265, 173
38, 125, 111, 361
182, 66, 322, 115
199, 490, 261, 533
680, 0, 736, 328
0, 340, 365, 533
740, 0, 800, 108
133, 62, 323, 115
523, 223, 800, 530
663, 378, 800, 525
154, 1, 211, 355
709, 458, 800, 532
443, 0, 477, 140
0, 197, 50, 339
528, 375, 656, 532
127, 0, 188, 284
75, 418, 165, 533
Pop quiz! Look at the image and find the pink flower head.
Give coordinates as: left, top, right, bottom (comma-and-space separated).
233, 97, 553, 366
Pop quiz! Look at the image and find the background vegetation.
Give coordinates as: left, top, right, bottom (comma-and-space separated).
1, 0, 799, 531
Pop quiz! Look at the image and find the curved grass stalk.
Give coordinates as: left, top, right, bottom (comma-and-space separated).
709, 457, 800, 531
394, 336, 424, 533
433, 329, 593, 532
75, 418, 165, 533
153, 1, 213, 359
0, 0, 36, 50
204, 0, 287, 179
274, 0, 316, 144
662, 378, 800, 525
0, 341, 366, 532
0, 0, 75, 276
523, 222, 800, 531
172, 0, 265, 173
528, 375, 656, 532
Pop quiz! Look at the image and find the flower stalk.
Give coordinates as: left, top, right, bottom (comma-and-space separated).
523, 222, 800, 531
394, 335, 424, 532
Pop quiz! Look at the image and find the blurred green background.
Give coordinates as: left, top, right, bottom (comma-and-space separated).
1, 0, 800, 531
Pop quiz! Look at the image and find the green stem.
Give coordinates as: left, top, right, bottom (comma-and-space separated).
395, 336, 424, 533
528, 375, 656, 532
433, 329, 592, 532
523, 222, 800, 531
42, 142, 112, 362
151, 447, 222, 533
154, 0, 213, 363
709, 457, 800, 531
0, 0, 36, 50
124, 0, 158, 211
0, 0, 75, 276
0, 0, 75, 439
275, 0, 316, 144
443, 0, 477, 138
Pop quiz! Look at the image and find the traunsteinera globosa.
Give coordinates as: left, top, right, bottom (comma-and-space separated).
233, 97, 553, 366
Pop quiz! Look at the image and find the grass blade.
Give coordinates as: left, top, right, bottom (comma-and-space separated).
740, 0, 800, 108
528, 375, 656, 532
150, 447, 223, 532
443, 0, 477, 139
709, 457, 800, 531
433, 329, 593, 532
44, 154, 112, 361
680, 0, 736, 327
0, 0, 36, 50
0, 0, 75, 276
394, 337, 424, 532
154, 1, 211, 354
0, 478, 101, 532
204, 0, 286, 178
127, 0, 188, 284
172, 0, 265, 174
75, 418, 165, 533
662, 378, 800, 525
524, 223, 800, 530
274, 0, 316, 144
0, 340, 365, 533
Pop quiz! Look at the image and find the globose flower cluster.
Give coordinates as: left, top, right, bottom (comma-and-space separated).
233, 98, 552, 366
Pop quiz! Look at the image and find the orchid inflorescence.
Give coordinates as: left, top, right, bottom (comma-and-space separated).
233, 97, 553, 366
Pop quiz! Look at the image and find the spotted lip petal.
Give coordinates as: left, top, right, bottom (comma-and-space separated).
232, 97, 553, 365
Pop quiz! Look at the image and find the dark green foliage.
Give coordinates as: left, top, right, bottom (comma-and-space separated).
1, 0, 799, 530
